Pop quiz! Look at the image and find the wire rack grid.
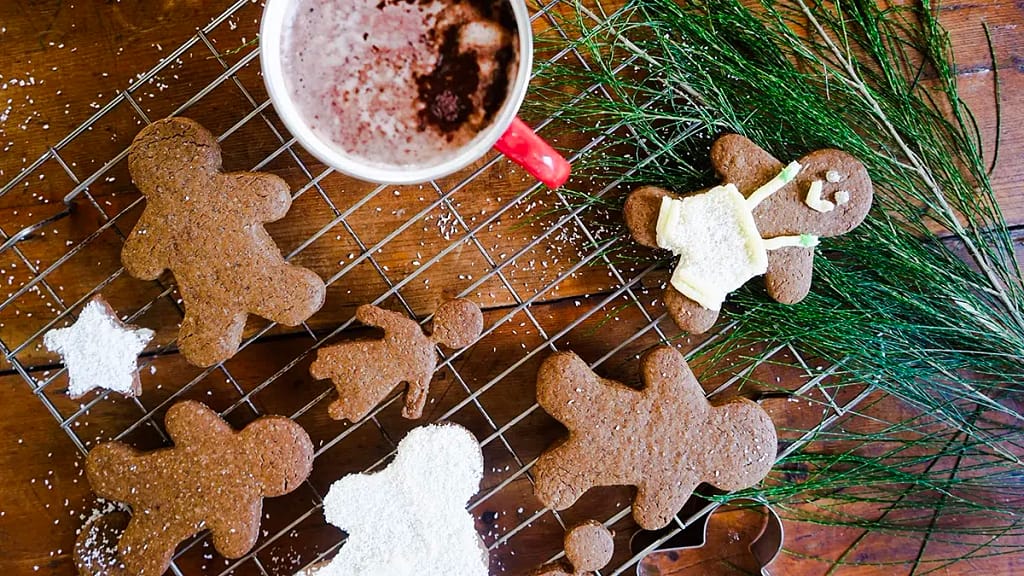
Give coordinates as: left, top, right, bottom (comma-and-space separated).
0, 1, 872, 574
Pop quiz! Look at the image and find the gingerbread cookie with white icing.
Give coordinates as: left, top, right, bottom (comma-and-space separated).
624, 134, 873, 333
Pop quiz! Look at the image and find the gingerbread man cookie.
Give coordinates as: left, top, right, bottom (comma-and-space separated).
533, 345, 777, 530
529, 520, 614, 576
85, 400, 314, 575
122, 117, 326, 367
310, 299, 483, 422
624, 134, 873, 333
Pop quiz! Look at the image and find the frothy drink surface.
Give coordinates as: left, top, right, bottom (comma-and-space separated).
282, 0, 519, 169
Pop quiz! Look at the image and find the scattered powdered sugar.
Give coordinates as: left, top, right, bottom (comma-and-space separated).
74, 500, 132, 573
43, 296, 154, 398
313, 424, 487, 576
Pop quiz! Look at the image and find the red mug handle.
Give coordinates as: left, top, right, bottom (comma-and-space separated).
495, 116, 571, 189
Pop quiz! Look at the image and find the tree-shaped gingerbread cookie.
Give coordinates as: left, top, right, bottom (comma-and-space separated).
533, 345, 777, 530
624, 134, 873, 333
310, 299, 483, 421
85, 400, 314, 575
122, 117, 326, 366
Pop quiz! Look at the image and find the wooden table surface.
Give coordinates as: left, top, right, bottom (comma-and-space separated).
0, 1, 1021, 575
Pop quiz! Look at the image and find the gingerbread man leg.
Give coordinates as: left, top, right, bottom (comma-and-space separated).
119, 514, 190, 576
634, 476, 699, 530
534, 442, 601, 510
314, 343, 393, 421
401, 370, 433, 419
178, 300, 248, 367
248, 264, 325, 327
664, 286, 720, 334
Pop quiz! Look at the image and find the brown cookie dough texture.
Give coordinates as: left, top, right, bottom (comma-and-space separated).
530, 520, 615, 576
533, 346, 777, 530
310, 299, 484, 422
624, 134, 873, 333
84, 400, 314, 575
122, 117, 326, 367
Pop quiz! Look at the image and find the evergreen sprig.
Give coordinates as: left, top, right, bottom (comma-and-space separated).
528, 0, 1024, 560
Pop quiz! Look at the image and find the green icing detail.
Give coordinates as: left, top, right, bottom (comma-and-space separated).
800, 234, 818, 247
780, 162, 801, 183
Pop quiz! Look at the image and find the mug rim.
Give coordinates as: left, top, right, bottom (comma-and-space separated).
260, 0, 534, 185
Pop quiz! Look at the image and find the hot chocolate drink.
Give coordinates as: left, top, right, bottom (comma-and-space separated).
281, 0, 519, 169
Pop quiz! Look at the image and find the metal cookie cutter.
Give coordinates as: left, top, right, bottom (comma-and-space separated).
631, 498, 784, 576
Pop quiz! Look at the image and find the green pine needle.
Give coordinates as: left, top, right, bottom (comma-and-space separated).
527, 0, 1024, 558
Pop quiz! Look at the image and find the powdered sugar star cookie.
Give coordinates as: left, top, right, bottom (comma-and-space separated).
314, 424, 488, 576
43, 295, 154, 398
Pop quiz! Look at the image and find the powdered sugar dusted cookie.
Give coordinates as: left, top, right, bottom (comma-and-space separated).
624, 134, 873, 333
530, 520, 614, 576
314, 423, 488, 576
85, 400, 314, 575
123, 117, 326, 367
43, 294, 154, 398
534, 346, 777, 530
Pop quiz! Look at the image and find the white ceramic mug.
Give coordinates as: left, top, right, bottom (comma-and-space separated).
260, 0, 570, 188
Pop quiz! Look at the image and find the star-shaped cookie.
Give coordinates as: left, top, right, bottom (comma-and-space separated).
44, 295, 154, 398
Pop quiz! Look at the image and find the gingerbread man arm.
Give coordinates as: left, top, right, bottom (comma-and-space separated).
85, 442, 145, 505
356, 304, 419, 335
225, 171, 293, 222
709, 134, 784, 193
634, 475, 701, 530
165, 400, 233, 448
764, 247, 816, 304
622, 185, 674, 249
122, 210, 171, 281
208, 497, 263, 558
639, 345, 707, 407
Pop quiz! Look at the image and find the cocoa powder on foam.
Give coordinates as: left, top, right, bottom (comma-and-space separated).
281, 0, 518, 169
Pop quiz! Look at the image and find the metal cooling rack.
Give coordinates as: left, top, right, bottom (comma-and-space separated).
0, 0, 872, 574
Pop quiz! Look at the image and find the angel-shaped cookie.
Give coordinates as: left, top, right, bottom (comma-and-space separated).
315, 424, 489, 576
624, 134, 872, 333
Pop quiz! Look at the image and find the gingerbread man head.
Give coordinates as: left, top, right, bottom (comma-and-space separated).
127, 117, 223, 205
624, 134, 873, 333
85, 401, 314, 575
533, 345, 777, 530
